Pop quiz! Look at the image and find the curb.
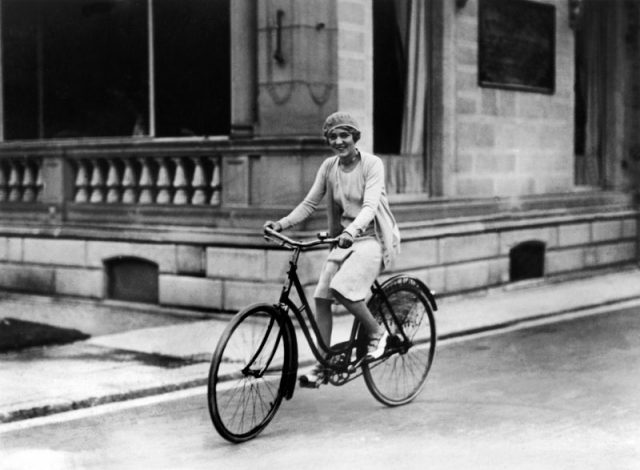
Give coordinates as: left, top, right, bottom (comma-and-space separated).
0, 377, 208, 424
437, 295, 640, 342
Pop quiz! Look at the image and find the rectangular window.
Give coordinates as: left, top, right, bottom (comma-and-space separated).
154, 0, 229, 137
478, 0, 555, 94
1, 0, 229, 140
373, 0, 404, 154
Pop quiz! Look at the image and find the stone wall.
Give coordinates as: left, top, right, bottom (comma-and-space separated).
0, 207, 636, 312
452, 0, 575, 197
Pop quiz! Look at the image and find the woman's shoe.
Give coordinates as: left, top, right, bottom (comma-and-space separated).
366, 330, 389, 361
299, 363, 327, 388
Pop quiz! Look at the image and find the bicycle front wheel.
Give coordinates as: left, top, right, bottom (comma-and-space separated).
208, 304, 289, 443
363, 277, 437, 406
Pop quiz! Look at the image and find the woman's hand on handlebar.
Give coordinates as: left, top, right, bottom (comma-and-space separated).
337, 231, 354, 249
263, 220, 283, 233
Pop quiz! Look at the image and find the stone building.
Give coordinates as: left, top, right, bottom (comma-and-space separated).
0, 0, 638, 312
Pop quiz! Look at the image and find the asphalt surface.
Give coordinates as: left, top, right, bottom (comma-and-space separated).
2, 305, 639, 470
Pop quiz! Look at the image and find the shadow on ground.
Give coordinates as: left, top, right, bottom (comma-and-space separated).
0, 317, 89, 352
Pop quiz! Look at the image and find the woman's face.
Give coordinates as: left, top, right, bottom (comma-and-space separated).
327, 128, 357, 160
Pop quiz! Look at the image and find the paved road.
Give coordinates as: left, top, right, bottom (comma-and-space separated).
2, 307, 639, 470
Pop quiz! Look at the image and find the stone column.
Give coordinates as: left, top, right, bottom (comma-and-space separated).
231, 0, 257, 137
257, 0, 350, 138
255, 0, 375, 148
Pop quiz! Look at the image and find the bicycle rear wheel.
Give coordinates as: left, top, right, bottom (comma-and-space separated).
362, 277, 437, 406
208, 305, 289, 442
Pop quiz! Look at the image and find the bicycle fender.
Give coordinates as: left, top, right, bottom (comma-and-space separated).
381, 274, 438, 312
417, 280, 438, 312
277, 306, 299, 400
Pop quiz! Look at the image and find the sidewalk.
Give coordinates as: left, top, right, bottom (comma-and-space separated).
2, 268, 640, 424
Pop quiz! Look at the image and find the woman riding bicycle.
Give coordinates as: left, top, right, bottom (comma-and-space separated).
264, 111, 401, 388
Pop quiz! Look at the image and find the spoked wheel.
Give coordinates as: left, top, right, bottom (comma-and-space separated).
208, 305, 289, 443
362, 277, 437, 406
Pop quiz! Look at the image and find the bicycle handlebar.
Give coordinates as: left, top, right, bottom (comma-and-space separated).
264, 227, 338, 249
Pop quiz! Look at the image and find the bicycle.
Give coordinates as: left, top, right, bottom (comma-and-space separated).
207, 227, 437, 443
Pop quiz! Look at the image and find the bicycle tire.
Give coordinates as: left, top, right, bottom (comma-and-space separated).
208, 304, 289, 442
362, 276, 437, 406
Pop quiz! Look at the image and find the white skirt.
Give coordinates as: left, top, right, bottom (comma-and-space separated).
313, 237, 382, 302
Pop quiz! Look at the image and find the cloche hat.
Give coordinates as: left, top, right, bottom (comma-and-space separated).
322, 111, 360, 137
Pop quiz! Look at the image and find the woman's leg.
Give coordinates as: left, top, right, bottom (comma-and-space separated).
315, 298, 333, 350
299, 299, 333, 387
333, 291, 387, 359
332, 290, 381, 337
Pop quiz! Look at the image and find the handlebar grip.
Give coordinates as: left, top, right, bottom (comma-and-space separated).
264, 226, 279, 236
264, 226, 294, 244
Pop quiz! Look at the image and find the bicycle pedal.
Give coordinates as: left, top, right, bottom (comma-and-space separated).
298, 369, 327, 389
298, 376, 324, 389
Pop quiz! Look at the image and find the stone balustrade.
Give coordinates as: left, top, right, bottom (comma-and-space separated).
71, 155, 222, 206
0, 140, 426, 218
0, 151, 424, 207
0, 158, 43, 203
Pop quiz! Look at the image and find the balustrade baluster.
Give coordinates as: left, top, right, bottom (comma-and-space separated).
22, 162, 36, 202
0, 163, 7, 202
106, 159, 121, 203
34, 161, 43, 202
172, 157, 189, 204
121, 159, 137, 203
0, 154, 230, 207
89, 160, 105, 203
138, 158, 154, 204
8, 161, 22, 202
74, 160, 90, 202
209, 158, 221, 206
191, 157, 207, 205
155, 158, 172, 204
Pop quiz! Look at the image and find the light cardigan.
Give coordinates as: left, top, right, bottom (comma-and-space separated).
278, 151, 401, 270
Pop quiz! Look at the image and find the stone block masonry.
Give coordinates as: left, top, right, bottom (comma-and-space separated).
0, 210, 636, 311
23, 239, 86, 267
55, 268, 104, 298
159, 276, 223, 311
452, 0, 575, 198
336, 0, 373, 152
0, 264, 56, 294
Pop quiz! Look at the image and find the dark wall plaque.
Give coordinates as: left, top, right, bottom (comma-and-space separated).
479, 0, 555, 94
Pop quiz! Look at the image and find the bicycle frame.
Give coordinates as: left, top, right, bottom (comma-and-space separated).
276, 244, 362, 372
265, 228, 412, 381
